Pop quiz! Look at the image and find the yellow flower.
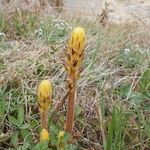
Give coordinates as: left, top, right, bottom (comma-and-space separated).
37, 80, 52, 112
40, 128, 50, 142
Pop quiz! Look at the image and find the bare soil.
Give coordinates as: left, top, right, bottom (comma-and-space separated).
0, 0, 150, 24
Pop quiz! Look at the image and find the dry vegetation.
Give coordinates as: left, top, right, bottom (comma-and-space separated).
0, 9, 150, 150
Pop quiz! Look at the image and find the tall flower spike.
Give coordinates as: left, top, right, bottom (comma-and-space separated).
65, 27, 86, 134
37, 80, 52, 129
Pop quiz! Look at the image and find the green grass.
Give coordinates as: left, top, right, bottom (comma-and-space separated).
0, 11, 150, 150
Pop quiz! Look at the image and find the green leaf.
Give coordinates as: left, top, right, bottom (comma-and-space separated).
11, 131, 19, 146
120, 84, 132, 97
30, 120, 39, 129
0, 63, 6, 70
140, 69, 150, 96
114, 83, 132, 98
0, 98, 5, 118
17, 105, 24, 126
8, 115, 19, 127
50, 124, 60, 145
32, 142, 49, 150
39, 142, 49, 150
106, 122, 113, 150
17, 142, 30, 150
20, 123, 30, 129
32, 144, 40, 150
20, 129, 32, 143
66, 144, 78, 150
128, 91, 147, 104
76, 106, 83, 117
105, 106, 126, 150
50, 124, 59, 135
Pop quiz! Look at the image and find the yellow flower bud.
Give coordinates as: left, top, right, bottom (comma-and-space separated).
37, 80, 52, 111
58, 131, 65, 139
57, 131, 65, 150
68, 27, 86, 54
40, 128, 50, 142
66, 27, 86, 78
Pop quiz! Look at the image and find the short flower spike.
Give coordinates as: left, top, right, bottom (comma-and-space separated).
37, 80, 52, 112
40, 128, 50, 142
37, 80, 52, 129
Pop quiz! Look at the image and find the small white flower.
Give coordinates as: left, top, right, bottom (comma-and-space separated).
124, 48, 130, 55
60, 22, 65, 26
65, 23, 69, 26
54, 24, 60, 28
138, 49, 144, 54
0, 32, 5, 36
57, 26, 65, 30
35, 28, 43, 36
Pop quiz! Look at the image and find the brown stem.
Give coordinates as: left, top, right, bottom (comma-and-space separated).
65, 81, 76, 134
41, 109, 48, 130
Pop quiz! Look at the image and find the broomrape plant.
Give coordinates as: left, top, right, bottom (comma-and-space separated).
64, 27, 86, 134
37, 80, 52, 136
